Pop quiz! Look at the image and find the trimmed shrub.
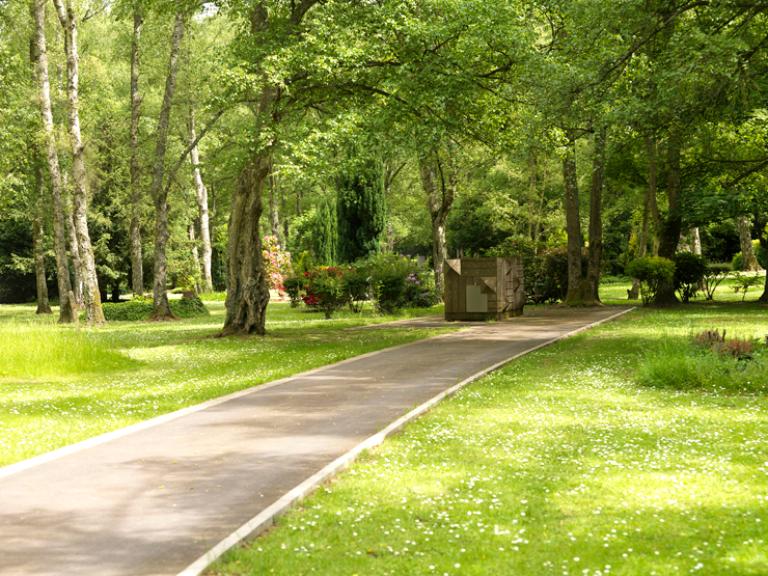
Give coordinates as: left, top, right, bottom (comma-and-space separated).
673, 252, 706, 303
101, 295, 209, 321
626, 256, 675, 305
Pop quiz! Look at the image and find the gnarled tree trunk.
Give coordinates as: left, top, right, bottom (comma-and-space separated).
419, 150, 456, 298
52, 0, 105, 324
31, 0, 76, 324
150, 11, 186, 320
129, 4, 144, 296
222, 151, 272, 336
189, 107, 214, 293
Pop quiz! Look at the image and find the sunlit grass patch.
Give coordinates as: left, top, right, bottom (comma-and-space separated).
0, 323, 133, 379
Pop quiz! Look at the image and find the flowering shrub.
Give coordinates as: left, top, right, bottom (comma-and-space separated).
262, 235, 292, 292
302, 267, 348, 318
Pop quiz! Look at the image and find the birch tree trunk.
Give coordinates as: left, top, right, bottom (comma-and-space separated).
189, 107, 214, 292
189, 223, 201, 294
419, 151, 455, 299
52, 0, 105, 324
692, 227, 702, 256
150, 11, 186, 320
737, 216, 761, 271
586, 126, 606, 303
33, 162, 52, 315
129, 4, 144, 296
31, 0, 76, 324
66, 206, 82, 306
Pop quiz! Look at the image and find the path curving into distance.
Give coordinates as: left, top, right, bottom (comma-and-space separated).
0, 306, 632, 576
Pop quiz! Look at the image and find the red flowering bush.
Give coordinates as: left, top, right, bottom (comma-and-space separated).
302, 267, 348, 319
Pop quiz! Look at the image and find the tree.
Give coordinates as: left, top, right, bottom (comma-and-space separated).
51, 0, 105, 324
150, 9, 186, 320
31, 0, 77, 323
337, 155, 387, 263
129, 1, 144, 296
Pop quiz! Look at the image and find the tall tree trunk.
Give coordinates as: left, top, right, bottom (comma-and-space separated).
655, 128, 683, 305
630, 136, 660, 299
52, 0, 105, 324
129, 4, 144, 296
646, 136, 661, 256
189, 107, 214, 292
760, 228, 768, 303
31, 0, 76, 324
562, 135, 586, 305
692, 227, 702, 256
150, 11, 186, 320
222, 150, 272, 336
189, 222, 201, 294
419, 151, 455, 299
268, 172, 282, 244
586, 126, 606, 303
33, 161, 52, 314
737, 216, 761, 271
66, 206, 82, 305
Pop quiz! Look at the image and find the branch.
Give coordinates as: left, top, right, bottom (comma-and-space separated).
162, 109, 225, 196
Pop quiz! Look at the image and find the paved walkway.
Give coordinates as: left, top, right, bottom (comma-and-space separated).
0, 306, 630, 576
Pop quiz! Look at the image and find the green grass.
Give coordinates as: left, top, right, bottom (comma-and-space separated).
212, 304, 768, 576
0, 301, 448, 467
600, 271, 766, 305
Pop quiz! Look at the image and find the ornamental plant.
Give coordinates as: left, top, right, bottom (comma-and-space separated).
626, 256, 675, 305
302, 267, 348, 318
262, 235, 292, 292
673, 252, 706, 303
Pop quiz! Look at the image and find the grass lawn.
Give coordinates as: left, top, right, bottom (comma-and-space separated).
0, 301, 448, 467
212, 304, 768, 576
600, 271, 767, 305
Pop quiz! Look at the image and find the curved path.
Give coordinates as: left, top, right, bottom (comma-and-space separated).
0, 306, 631, 576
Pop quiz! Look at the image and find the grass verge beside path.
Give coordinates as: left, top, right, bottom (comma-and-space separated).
212, 304, 768, 576
0, 302, 449, 467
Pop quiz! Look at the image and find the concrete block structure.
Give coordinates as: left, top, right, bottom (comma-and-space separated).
444, 257, 525, 321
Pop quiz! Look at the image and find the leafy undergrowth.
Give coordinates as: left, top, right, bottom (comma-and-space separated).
638, 336, 768, 394
0, 302, 449, 467
212, 304, 768, 576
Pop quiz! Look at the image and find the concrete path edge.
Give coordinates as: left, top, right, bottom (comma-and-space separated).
0, 328, 449, 481
178, 306, 635, 576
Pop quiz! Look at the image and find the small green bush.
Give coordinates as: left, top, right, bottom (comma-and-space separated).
626, 256, 675, 305
673, 252, 706, 303
702, 263, 731, 300
101, 295, 209, 321
341, 267, 371, 313
283, 277, 304, 308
